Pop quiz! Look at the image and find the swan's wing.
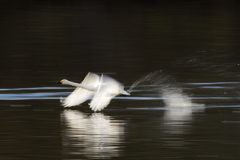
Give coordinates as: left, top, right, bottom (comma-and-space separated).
89, 91, 114, 111
89, 74, 122, 111
63, 72, 100, 107
63, 88, 94, 107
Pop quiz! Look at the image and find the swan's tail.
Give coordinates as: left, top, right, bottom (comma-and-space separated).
120, 90, 130, 96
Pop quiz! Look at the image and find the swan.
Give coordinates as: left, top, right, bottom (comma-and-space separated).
57, 72, 130, 111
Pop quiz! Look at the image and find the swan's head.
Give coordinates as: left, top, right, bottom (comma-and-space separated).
57, 79, 68, 85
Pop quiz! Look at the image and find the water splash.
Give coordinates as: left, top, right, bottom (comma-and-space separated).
127, 70, 172, 93
162, 88, 205, 107
162, 89, 192, 107
128, 70, 204, 108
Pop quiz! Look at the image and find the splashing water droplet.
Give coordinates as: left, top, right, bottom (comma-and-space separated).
128, 70, 170, 93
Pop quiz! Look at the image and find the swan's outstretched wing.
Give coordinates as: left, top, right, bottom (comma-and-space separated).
63, 72, 100, 107
89, 74, 123, 111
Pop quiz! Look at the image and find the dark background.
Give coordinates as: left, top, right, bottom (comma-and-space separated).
1, 1, 240, 160
1, 0, 240, 88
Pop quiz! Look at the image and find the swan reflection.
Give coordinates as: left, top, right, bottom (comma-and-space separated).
162, 89, 194, 130
61, 110, 124, 159
161, 89, 204, 147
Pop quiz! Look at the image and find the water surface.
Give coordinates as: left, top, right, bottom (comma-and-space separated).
1, 1, 240, 160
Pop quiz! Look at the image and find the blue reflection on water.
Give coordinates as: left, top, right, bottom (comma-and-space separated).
0, 92, 237, 101
183, 82, 240, 85
0, 92, 70, 100
125, 105, 240, 110
0, 87, 72, 91
0, 82, 239, 110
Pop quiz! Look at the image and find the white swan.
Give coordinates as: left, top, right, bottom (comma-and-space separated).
57, 72, 130, 111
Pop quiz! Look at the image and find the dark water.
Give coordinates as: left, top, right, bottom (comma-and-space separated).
1, 1, 240, 159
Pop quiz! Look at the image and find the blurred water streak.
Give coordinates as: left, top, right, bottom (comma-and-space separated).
1, 1, 240, 160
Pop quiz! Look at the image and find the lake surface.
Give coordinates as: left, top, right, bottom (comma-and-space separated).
1, 1, 240, 159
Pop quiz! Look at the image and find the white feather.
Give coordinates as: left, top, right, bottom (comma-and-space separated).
63, 72, 99, 107
90, 74, 122, 111
59, 72, 130, 111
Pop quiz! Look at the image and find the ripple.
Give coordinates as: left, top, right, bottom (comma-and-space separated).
0, 87, 73, 91
183, 82, 240, 85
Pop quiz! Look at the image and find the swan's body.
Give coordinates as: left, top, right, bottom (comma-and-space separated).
57, 72, 129, 111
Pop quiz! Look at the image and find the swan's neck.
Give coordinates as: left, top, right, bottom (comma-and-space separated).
65, 81, 96, 91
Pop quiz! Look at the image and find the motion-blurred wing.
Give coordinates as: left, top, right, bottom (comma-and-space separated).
89, 74, 123, 111
63, 72, 100, 107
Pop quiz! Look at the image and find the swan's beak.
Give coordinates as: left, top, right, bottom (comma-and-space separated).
56, 80, 63, 84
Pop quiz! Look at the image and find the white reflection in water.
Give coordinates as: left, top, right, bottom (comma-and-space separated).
162, 89, 204, 130
161, 89, 204, 147
162, 90, 193, 135
61, 110, 124, 159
